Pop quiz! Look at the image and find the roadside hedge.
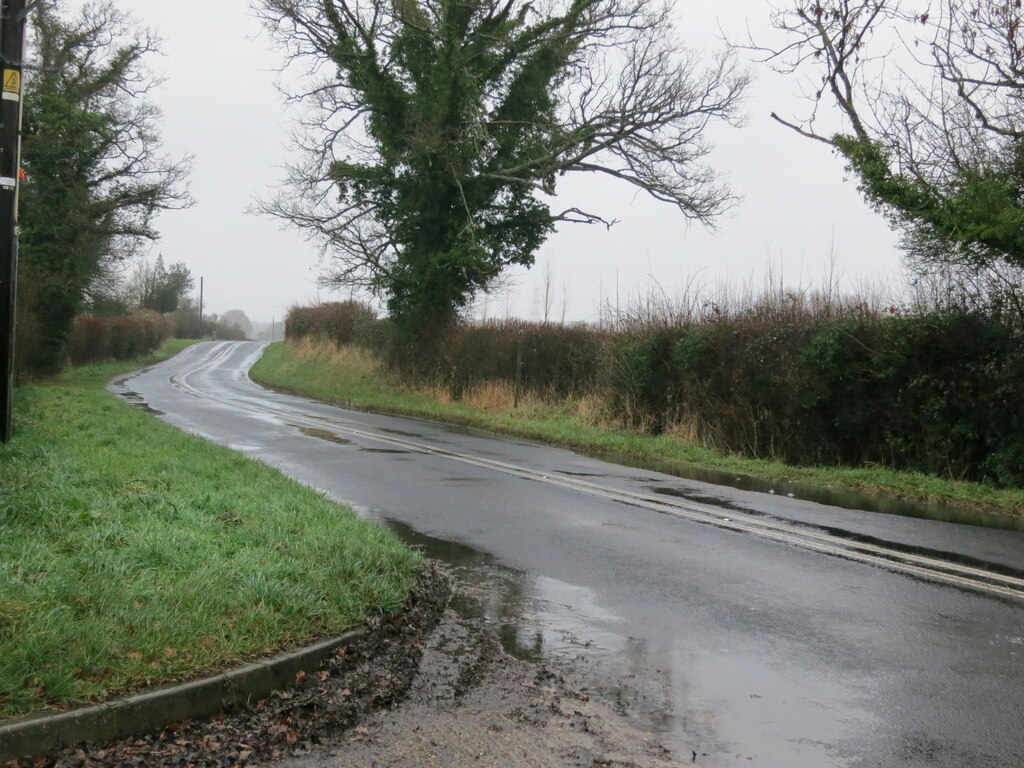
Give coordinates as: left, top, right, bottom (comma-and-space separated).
67, 311, 174, 366
286, 303, 1024, 487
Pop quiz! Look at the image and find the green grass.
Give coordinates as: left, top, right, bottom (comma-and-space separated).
250, 340, 1024, 522
0, 340, 420, 719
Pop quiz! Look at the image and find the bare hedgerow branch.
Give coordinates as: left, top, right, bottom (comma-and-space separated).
749, 0, 1024, 274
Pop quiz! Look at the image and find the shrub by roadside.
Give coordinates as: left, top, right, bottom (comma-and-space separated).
67, 310, 175, 366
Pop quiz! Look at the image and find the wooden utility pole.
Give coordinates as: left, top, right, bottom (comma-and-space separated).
0, 0, 27, 443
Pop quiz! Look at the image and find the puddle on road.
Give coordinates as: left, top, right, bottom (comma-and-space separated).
594, 451, 1024, 531
380, 517, 868, 766
382, 518, 685, 745
116, 390, 165, 416
296, 426, 352, 445
679, 646, 870, 767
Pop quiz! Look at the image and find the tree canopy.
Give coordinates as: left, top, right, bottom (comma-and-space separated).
220, 309, 253, 339
258, 0, 747, 355
763, 0, 1024, 281
121, 255, 194, 314
19, 0, 191, 374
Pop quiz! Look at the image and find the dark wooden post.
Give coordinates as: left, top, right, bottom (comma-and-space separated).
0, 0, 27, 443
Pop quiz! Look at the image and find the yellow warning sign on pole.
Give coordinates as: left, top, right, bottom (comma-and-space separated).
3, 70, 20, 95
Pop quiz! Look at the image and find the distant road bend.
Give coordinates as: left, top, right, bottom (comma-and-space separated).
115, 341, 1024, 768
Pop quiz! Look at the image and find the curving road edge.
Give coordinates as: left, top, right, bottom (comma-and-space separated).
0, 628, 363, 761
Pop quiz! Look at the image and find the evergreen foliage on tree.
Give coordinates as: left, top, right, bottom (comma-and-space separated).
258, 0, 748, 357
19, 0, 191, 375
763, 0, 1024, 278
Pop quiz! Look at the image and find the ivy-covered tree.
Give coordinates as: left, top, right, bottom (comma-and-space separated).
257, 0, 748, 358
19, 0, 191, 375
762, 1, 1024, 276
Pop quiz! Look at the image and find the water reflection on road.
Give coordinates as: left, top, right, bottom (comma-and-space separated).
378, 518, 876, 767
383, 519, 686, 748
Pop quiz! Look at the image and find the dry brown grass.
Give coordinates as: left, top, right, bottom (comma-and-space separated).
288, 338, 599, 419
570, 393, 612, 427
289, 338, 383, 376
664, 414, 701, 444
431, 380, 551, 412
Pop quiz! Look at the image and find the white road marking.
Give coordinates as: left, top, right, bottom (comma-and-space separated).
154, 342, 1024, 602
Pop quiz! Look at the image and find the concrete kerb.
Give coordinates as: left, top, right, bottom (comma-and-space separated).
0, 628, 365, 761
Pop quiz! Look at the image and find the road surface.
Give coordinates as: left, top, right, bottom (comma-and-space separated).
112, 341, 1024, 767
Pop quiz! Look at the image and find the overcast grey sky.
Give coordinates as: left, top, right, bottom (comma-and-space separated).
103, 0, 902, 325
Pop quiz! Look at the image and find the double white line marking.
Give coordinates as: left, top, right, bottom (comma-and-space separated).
157, 342, 1024, 601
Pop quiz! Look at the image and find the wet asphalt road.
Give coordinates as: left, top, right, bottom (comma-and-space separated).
113, 341, 1024, 768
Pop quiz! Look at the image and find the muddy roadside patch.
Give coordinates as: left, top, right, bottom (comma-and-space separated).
265, 607, 680, 768
4, 563, 679, 768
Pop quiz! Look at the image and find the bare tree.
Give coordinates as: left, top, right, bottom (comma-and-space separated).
220, 309, 254, 338
121, 255, 194, 313
541, 258, 555, 325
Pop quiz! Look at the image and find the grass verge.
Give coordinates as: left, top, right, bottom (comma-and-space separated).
250, 340, 1024, 522
0, 340, 420, 719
